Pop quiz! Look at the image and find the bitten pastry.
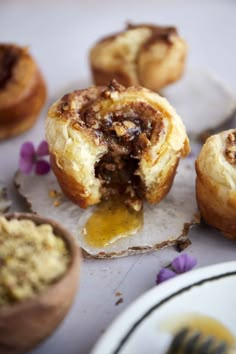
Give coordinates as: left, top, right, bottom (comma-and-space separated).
90, 23, 187, 92
196, 129, 236, 238
0, 44, 47, 139
46, 80, 189, 210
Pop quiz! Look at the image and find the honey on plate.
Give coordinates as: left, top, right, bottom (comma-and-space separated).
162, 313, 235, 347
83, 198, 143, 248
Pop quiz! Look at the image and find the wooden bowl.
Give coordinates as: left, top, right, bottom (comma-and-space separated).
0, 213, 81, 354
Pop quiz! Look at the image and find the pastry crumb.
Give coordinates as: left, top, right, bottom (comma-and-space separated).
115, 291, 122, 297
176, 238, 191, 252
115, 297, 124, 306
49, 189, 61, 198
53, 200, 61, 207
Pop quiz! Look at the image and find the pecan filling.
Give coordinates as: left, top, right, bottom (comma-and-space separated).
85, 101, 163, 210
0, 46, 19, 89
225, 131, 236, 165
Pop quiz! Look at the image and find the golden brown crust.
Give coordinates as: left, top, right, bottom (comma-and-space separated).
90, 23, 187, 91
0, 44, 47, 139
195, 130, 236, 239
46, 80, 189, 209
50, 154, 98, 208
146, 159, 179, 204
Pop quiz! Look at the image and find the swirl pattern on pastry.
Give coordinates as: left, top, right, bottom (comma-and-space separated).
196, 129, 236, 238
90, 23, 187, 92
0, 44, 47, 139
46, 80, 189, 210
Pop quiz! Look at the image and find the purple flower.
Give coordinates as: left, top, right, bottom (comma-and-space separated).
19, 141, 50, 175
156, 268, 176, 285
156, 253, 197, 285
172, 253, 197, 274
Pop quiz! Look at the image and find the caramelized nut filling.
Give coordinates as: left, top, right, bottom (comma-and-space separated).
225, 131, 236, 165
90, 104, 163, 208
127, 23, 177, 46
59, 81, 164, 209
0, 45, 20, 89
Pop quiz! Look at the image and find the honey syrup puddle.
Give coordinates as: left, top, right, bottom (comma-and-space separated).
161, 313, 235, 347
83, 199, 143, 248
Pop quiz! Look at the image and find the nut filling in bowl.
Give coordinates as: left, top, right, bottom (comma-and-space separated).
0, 213, 80, 354
46, 80, 189, 210
0, 216, 69, 306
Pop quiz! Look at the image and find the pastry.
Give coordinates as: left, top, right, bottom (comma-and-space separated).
196, 129, 236, 238
46, 80, 190, 210
0, 44, 47, 139
90, 23, 187, 92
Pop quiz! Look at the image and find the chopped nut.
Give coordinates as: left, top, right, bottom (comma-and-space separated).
225, 130, 236, 165
125, 197, 142, 212
53, 200, 61, 207
112, 122, 127, 137
228, 132, 236, 142
49, 190, 59, 198
108, 79, 124, 92
123, 120, 136, 129
103, 163, 116, 171
125, 185, 135, 198
102, 90, 111, 99
90, 121, 100, 129
70, 101, 77, 110
61, 102, 69, 111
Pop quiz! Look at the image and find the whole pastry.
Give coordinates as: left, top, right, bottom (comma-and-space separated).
46, 80, 189, 210
0, 44, 47, 139
90, 23, 187, 92
196, 129, 236, 238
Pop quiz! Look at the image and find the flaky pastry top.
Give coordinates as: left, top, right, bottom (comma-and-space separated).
0, 44, 38, 106
197, 129, 236, 189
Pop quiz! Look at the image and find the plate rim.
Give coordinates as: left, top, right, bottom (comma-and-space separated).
92, 260, 236, 354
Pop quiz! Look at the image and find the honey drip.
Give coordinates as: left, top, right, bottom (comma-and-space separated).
84, 199, 143, 248
162, 313, 235, 346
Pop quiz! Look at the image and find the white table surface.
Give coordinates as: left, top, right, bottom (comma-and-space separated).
1, 1, 236, 353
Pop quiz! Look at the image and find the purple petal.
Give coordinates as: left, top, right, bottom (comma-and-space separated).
20, 142, 35, 159
35, 160, 51, 175
156, 268, 176, 285
19, 142, 35, 174
172, 254, 197, 274
19, 155, 34, 174
36, 141, 49, 157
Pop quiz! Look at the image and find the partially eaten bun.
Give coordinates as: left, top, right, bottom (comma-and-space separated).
46, 80, 189, 210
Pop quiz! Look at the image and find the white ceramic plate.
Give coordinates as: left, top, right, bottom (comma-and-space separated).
92, 261, 236, 354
